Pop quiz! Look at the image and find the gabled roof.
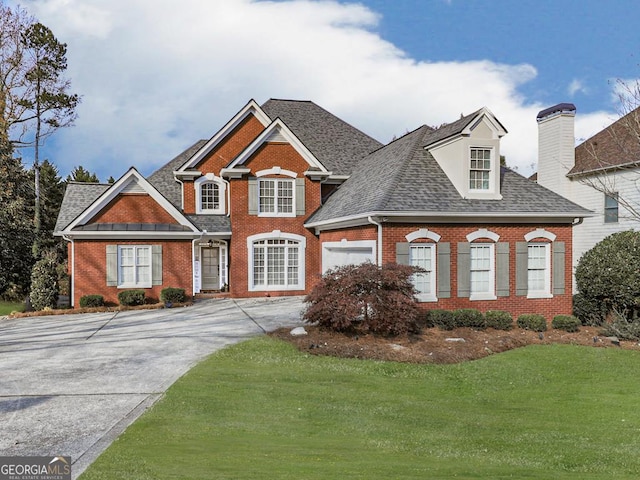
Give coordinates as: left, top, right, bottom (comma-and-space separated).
148, 139, 208, 207
222, 118, 327, 174
261, 99, 382, 176
176, 99, 271, 174
306, 123, 590, 229
54, 182, 110, 233
58, 167, 199, 236
422, 107, 508, 148
570, 107, 640, 177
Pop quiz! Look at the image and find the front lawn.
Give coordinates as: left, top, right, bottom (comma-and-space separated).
81, 337, 640, 479
0, 300, 24, 316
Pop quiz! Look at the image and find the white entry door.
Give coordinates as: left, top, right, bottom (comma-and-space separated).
201, 247, 220, 290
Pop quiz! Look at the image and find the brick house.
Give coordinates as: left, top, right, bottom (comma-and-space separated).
55, 98, 590, 318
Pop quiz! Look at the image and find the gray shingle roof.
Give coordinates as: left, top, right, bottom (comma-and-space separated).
261, 99, 382, 175
307, 125, 591, 225
185, 214, 231, 233
147, 139, 208, 207
54, 182, 110, 233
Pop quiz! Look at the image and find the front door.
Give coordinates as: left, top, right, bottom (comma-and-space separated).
201, 247, 220, 290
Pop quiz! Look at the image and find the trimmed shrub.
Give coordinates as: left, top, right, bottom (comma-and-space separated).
517, 313, 547, 332
118, 289, 145, 307
303, 262, 421, 335
552, 315, 580, 332
30, 254, 59, 311
80, 294, 104, 308
429, 309, 456, 331
575, 231, 640, 321
485, 310, 513, 330
453, 308, 486, 329
160, 287, 186, 304
572, 293, 607, 326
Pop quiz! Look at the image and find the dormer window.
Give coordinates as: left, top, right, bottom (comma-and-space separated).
195, 174, 226, 214
469, 148, 491, 190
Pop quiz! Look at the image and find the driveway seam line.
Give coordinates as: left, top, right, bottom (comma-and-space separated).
231, 299, 267, 334
85, 311, 119, 340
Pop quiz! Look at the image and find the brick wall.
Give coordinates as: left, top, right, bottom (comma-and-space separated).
183, 115, 265, 214
228, 142, 322, 297
72, 239, 193, 307
91, 194, 178, 224
319, 223, 574, 320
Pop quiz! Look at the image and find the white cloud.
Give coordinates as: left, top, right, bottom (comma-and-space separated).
568, 78, 588, 97
15, 0, 617, 180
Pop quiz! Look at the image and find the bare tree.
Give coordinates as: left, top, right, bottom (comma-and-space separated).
575, 78, 640, 222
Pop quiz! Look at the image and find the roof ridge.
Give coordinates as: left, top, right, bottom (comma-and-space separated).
377, 126, 433, 210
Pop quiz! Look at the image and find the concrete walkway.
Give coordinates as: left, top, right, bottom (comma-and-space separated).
0, 297, 305, 479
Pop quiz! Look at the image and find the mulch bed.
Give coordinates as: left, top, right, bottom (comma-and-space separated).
269, 324, 640, 364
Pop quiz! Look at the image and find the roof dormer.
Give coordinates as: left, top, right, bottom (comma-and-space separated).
425, 107, 507, 200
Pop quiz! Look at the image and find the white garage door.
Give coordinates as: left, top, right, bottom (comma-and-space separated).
322, 240, 376, 273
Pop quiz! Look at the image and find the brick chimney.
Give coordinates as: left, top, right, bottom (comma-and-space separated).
536, 103, 576, 195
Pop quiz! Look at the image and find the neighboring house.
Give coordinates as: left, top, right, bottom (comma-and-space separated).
536, 103, 640, 284
55, 98, 589, 319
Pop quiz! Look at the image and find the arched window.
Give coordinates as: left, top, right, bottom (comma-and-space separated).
195, 175, 226, 214
247, 232, 306, 291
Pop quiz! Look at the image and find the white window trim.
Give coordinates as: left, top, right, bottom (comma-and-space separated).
118, 245, 152, 289
524, 228, 556, 242
247, 231, 306, 292
257, 177, 296, 217
410, 243, 437, 303
195, 174, 226, 214
406, 228, 441, 243
469, 243, 496, 301
467, 228, 500, 243
527, 243, 552, 299
469, 147, 493, 192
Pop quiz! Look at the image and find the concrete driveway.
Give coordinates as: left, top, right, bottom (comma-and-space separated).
0, 296, 305, 479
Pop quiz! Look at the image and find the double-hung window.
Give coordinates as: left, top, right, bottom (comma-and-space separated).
527, 243, 551, 297
469, 148, 491, 190
118, 246, 151, 288
470, 243, 494, 298
604, 192, 619, 223
253, 238, 301, 288
410, 244, 436, 300
259, 179, 294, 215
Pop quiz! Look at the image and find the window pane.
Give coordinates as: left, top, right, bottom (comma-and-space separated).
253, 247, 265, 286
604, 193, 618, 223
287, 247, 299, 285
267, 246, 285, 285
470, 245, 491, 294
259, 180, 275, 213
201, 183, 219, 210
277, 180, 293, 213
469, 148, 491, 190
410, 245, 433, 294
527, 244, 548, 293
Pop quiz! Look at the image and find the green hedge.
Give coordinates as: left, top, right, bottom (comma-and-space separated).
517, 314, 547, 332
161, 287, 186, 304
485, 310, 513, 330
428, 309, 456, 330
118, 289, 145, 306
552, 315, 580, 332
79, 294, 105, 308
453, 308, 485, 329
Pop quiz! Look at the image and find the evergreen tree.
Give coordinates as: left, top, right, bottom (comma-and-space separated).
32, 159, 65, 259
0, 138, 34, 299
66, 165, 99, 183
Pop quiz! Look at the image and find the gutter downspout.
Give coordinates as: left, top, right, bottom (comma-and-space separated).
62, 235, 74, 308
192, 230, 207, 296
572, 217, 584, 226
367, 216, 383, 266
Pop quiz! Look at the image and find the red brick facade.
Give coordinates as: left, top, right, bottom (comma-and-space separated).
72, 240, 193, 307
64, 106, 579, 320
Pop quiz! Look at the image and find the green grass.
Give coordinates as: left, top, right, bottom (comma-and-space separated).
80, 338, 640, 479
0, 300, 23, 316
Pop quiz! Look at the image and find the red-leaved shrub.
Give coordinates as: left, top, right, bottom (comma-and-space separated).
303, 262, 421, 336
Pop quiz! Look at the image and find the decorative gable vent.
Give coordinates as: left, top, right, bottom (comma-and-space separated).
266, 127, 288, 143
121, 179, 146, 194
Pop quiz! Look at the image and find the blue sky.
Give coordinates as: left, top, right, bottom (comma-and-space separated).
11, 0, 640, 180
